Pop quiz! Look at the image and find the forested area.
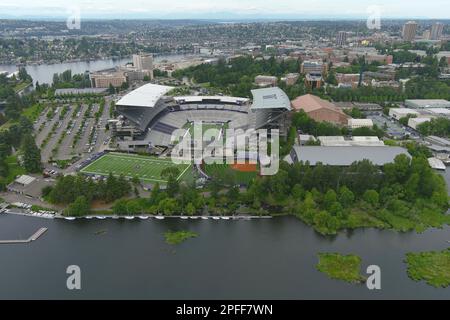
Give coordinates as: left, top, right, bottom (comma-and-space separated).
173, 56, 301, 97
0, 70, 43, 188
43, 173, 132, 216
51, 69, 92, 89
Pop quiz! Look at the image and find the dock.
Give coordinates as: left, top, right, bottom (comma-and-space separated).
0, 227, 47, 244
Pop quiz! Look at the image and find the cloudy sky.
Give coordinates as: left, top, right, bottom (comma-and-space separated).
0, 0, 449, 19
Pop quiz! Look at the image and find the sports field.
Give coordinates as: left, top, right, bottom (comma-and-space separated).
204, 163, 258, 185
80, 153, 192, 183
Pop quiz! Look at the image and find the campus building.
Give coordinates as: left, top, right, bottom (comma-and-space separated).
291, 94, 349, 126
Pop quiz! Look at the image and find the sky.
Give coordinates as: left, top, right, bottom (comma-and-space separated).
0, 0, 449, 20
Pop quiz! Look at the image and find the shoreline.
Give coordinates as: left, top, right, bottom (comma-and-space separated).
0, 52, 196, 68
2, 209, 272, 221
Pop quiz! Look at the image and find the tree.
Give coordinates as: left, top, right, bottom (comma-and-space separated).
112, 199, 128, 216
324, 189, 338, 209
108, 84, 115, 95
18, 67, 30, 82
338, 186, 354, 208
326, 70, 338, 85
158, 198, 178, 215
21, 134, 41, 173
185, 202, 196, 216
363, 190, 379, 207
64, 196, 90, 217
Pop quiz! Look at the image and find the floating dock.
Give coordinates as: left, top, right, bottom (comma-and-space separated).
0, 227, 47, 244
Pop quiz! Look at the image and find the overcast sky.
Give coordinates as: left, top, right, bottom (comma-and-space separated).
0, 0, 449, 19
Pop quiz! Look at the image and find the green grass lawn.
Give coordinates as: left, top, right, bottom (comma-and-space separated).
80, 153, 192, 184
22, 103, 46, 122
13, 81, 32, 93
204, 163, 257, 185
5, 155, 26, 183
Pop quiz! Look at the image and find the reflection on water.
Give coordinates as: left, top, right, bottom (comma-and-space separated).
0, 214, 449, 299
0, 54, 192, 85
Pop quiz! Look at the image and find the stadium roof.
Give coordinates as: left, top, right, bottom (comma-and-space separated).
116, 84, 173, 108
291, 146, 409, 166
174, 96, 250, 104
250, 87, 291, 111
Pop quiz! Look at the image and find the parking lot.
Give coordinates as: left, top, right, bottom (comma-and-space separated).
33, 98, 113, 169
365, 112, 420, 140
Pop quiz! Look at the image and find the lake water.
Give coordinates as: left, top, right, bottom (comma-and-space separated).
0, 54, 192, 85
0, 204, 450, 299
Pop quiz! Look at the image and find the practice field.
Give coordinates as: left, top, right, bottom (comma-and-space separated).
203, 163, 258, 185
80, 153, 192, 183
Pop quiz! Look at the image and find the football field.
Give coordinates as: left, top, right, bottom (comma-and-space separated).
80, 153, 192, 183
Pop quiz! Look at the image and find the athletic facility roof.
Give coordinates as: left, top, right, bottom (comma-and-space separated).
290, 146, 410, 166
174, 96, 250, 105
116, 84, 173, 108
251, 87, 291, 111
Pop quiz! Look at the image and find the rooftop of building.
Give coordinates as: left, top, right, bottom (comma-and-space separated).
116, 83, 174, 108
291, 94, 345, 115
290, 145, 410, 166
250, 87, 291, 111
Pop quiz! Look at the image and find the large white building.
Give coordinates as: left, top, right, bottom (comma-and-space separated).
389, 108, 420, 120
408, 117, 431, 130
348, 118, 374, 129
405, 99, 450, 109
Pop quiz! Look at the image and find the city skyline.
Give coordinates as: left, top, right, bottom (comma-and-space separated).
0, 0, 449, 20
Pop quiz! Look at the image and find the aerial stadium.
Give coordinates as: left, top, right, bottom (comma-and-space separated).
109, 83, 291, 153
92, 83, 291, 183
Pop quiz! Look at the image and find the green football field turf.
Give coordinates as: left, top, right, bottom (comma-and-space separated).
80, 153, 192, 183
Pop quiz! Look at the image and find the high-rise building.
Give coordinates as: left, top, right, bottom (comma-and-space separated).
133, 54, 153, 71
336, 31, 348, 46
430, 22, 444, 40
402, 21, 418, 42
132, 54, 154, 80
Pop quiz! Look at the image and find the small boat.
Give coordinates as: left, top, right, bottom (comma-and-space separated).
190, 216, 199, 220
155, 216, 165, 220
85, 216, 93, 219
64, 217, 76, 220
139, 216, 149, 220
212, 216, 220, 220
221, 216, 231, 220
201, 216, 209, 220
94, 230, 107, 235
112, 216, 119, 219
180, 216, 189, 220
125, 216, 134, 220
96, 216, 106, 220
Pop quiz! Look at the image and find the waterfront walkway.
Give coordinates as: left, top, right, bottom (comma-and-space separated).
0, 227, 47, 244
